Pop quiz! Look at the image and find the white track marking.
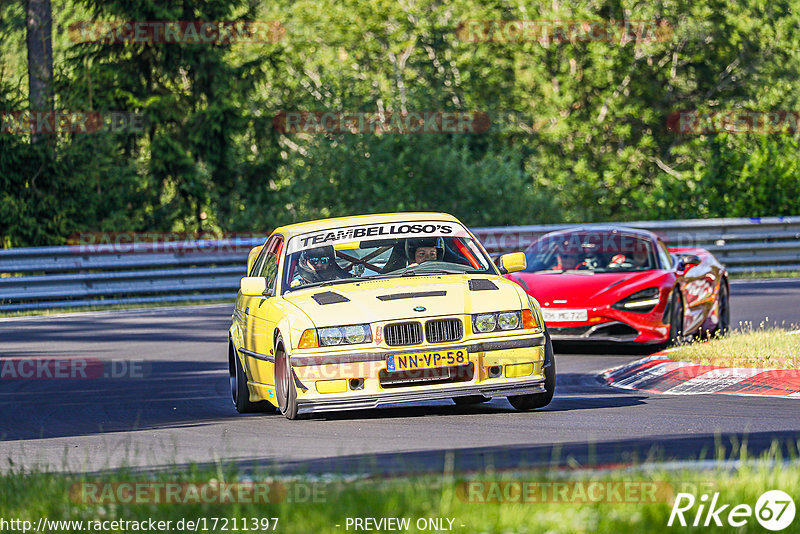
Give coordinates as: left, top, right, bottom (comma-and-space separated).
666, 367, 763, 394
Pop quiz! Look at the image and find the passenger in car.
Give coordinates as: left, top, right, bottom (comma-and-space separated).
406, 237, 444, 265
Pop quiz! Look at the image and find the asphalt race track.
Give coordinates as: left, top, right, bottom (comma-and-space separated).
1, 279, 799, 475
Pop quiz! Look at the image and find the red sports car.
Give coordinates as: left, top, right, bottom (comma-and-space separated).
505, 226, 729, 345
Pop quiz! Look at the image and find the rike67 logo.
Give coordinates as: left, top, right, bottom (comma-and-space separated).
669, 490, 795, 530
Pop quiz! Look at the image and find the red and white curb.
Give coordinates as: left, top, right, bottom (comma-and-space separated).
601, 348, 800, 397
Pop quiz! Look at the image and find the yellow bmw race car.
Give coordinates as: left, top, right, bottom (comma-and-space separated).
228, 212, 555, 419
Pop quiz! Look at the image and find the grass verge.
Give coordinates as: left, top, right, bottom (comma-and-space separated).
670, 326, 800, 369
1, 446, 799, 533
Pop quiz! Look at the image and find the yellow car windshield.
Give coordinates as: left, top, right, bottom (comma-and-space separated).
281, 221, 495, 293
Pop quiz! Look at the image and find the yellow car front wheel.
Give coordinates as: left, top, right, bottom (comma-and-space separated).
274, 333, 299, 420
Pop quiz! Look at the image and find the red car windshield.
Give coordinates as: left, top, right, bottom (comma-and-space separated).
524, 232, 657, 273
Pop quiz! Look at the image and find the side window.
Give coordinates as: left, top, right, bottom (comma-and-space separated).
248, 243, 270, 277
657, 240, 673, 269
257, 236, 284, 293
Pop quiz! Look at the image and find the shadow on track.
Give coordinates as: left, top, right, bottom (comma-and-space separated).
0, 362, 648, 440
0, 315, 231, 345
554, 341, 661, 356
294, 390, 649, 422
0, 361, 232, 441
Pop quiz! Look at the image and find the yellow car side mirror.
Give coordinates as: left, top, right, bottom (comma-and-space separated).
499, 252, 527, 274
246, 245, 264, 274
240, 277, 272, 297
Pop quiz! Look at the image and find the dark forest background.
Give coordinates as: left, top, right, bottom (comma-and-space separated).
2, 0, 799, 247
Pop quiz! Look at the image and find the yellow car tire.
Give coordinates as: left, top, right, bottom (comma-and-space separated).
274, 333, 300, 420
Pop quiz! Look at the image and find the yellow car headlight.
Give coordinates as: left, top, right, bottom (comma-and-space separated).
319, 327, 345, 346
318, 324, 372, 347
473, 311, 531, 333
473, 313, 497, 333
343, 325, 370, 344
497, 311, 521, 330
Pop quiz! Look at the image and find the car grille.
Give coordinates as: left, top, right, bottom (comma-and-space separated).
591, 322, 639, 338
385, 322, 423, 346
549, 325, 593, 337
550, 322, 639, 340
425, 319, 463, 344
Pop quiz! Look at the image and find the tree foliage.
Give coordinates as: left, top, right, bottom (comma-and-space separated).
1, 0, 799, 246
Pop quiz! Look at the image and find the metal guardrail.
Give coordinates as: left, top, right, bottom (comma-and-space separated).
1, 217, 798, 312
0, 238, 264, 312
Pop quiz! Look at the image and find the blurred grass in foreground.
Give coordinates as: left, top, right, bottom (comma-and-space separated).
1, 444, 799, 534
671, 325, 800, 369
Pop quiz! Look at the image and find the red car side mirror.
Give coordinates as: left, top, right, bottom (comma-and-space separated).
677, 254, 701, 275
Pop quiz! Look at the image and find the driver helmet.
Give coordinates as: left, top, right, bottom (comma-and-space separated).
297, 245, 337, 282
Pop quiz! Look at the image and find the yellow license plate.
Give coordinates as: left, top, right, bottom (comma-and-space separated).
387, 349, 468, 372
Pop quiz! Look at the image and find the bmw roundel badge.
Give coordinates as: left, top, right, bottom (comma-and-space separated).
413, 306, 426, 312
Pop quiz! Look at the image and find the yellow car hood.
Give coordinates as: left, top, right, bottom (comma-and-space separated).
283, 275, 525, 327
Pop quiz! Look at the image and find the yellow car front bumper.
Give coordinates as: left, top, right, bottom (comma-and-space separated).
262, 333, 551, 415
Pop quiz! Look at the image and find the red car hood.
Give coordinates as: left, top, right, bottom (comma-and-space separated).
507, 270, 667, 306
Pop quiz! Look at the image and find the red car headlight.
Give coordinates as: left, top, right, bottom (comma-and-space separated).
612, 287, 660, 313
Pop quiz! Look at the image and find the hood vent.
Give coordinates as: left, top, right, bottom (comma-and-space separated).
377, 291, 446, 301
468, 279, 498, 291
311, 291, 350, 305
